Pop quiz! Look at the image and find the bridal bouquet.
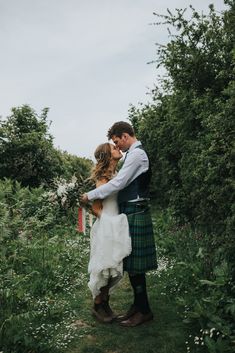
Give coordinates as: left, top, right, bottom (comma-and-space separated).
47, 175, 95, 211
76, 175, 95, 211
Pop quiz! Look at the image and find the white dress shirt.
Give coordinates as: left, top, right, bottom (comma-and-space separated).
87, 141, 149, 201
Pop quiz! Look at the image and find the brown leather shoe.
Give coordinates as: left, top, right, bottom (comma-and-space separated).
92, 304, 113, 323
115, 304, 139, 322
120, 311, 154, 327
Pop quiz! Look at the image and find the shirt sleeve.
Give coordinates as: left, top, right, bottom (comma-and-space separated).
87, 148, 149, 201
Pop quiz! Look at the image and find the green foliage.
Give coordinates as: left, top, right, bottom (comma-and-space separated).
0, 185, 188, 353
58, 150, 93, 181
129, 4, 235, 234
152, 207, 235, 353
0, 229, 89, 353
129, 4, 235, 351
1, 181, 234, 353
0, 105, 93, 188
0, 179, 90, 353
0, 105, 64, 187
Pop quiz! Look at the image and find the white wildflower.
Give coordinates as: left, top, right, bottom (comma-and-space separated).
67, 182, 75, 189
57, 185, 67, 196
61, 196, 67, 206
71, 175, 77, 183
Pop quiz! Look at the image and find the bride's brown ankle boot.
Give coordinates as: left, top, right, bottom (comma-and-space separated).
92, 303, 113, 323
102, 296, 117, 320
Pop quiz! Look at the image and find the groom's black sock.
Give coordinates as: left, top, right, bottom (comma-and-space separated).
129, 273, 150, 314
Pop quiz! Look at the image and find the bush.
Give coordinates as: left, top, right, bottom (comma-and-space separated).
0, 179, 90, 353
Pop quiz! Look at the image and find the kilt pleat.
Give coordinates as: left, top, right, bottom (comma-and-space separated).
119, 201, 157, 274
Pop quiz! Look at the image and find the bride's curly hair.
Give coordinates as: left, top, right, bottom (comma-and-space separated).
90, 143, 113, 182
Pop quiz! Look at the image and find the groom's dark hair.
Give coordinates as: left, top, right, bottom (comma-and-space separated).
107, 121, 135, 139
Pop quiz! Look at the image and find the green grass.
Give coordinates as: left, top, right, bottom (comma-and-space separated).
0, 239, 200, 353
67, 270, 189, 353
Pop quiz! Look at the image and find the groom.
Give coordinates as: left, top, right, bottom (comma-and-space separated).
81, 121, 157, 327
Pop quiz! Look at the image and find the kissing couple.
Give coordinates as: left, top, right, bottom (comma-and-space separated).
81, 121, 157, 327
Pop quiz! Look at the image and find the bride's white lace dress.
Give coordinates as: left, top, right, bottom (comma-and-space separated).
88, 193, 131, 298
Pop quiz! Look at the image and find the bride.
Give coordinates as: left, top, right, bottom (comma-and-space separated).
87, 142, 131, 323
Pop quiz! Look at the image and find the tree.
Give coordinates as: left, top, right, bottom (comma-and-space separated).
58, 150, 93, 180
129, 2, 235, 232
0, 105, 63, 187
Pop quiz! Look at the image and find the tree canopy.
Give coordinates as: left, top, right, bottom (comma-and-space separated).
0, 105, 92, 187
129, 2, 235, 234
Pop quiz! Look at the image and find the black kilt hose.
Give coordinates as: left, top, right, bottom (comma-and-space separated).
119, 201, 157, 274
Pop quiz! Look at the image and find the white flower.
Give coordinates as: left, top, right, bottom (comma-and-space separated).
71, 175, 77, 183
57, 185, 67, 196
61, 196, 67, 206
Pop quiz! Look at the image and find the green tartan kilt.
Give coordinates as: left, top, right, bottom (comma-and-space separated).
119, 201, 157, 274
